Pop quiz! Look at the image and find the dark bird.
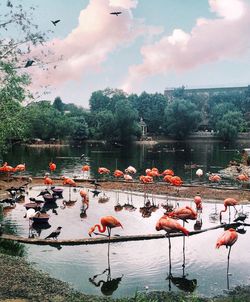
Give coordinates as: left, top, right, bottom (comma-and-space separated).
24, 60, 35, 68
110, 11, 122, 16
91, 189, 101, 197
233, 212, 248, 222
45, 226, 62, 240
51, 19, 61, 26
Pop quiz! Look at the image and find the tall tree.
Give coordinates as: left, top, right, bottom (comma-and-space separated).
163, 99, 201, 139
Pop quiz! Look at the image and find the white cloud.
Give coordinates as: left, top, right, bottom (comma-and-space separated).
122, 0, 250, 93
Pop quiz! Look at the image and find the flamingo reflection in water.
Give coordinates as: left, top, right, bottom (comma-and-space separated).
89, 216, 124, 295
80, 189, 89, 219
166, 239, 197, 292
89, 240, 123, 296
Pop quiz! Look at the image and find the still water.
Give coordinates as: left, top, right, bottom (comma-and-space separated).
3, 140, 248, 182
2, 141, 250, 298
3, 186, 250, 298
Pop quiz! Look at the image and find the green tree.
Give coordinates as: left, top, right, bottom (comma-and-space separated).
53, 96, 64, 113
163, 99, 201, 139
0, 62, 30, 153
216, 111, 246, 141
69, 116, 89, 141
130, 92, 167, 134
113, 100, 141, 141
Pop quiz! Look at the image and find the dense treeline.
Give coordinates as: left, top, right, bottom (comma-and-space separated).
1, 75, 250, 155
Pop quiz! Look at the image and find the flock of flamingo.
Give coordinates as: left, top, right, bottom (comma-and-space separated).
0, 160, 249, 291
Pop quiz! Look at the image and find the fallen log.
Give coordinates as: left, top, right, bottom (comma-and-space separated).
0, 222, 247, 246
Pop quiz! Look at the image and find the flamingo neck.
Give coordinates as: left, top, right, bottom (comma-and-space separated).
219, 205, 227, 219
95, 224, 106, 233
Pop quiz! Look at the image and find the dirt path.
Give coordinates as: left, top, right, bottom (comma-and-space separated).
1, 176, 250, 204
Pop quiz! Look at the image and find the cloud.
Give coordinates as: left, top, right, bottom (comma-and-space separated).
122, 0, 250, 93
28, 0, 162, 90
109, 0, 138, 9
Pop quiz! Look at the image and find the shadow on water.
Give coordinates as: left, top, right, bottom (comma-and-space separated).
89, 242, 123, 296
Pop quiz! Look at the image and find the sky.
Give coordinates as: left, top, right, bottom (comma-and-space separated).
4, 0, 250, 108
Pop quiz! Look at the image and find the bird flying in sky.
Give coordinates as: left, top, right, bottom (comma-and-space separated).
51, 20, 61, 26
110, 12, 122, 16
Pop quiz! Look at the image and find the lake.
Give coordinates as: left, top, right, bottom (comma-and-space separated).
1, 141, 250, 298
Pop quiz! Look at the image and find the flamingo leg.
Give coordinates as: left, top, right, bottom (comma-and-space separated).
182, 221, 186, 276
167, 234, 172, 278
227, 246, 232, 289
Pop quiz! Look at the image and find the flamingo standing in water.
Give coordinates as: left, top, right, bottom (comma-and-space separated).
61, 176, 76, 201
88, 216, 123, 239
82, 165, 90, 179
156, 215, 189, 276
194, 195, 202, 211
167, 206, 196, 271
220, 198, 239, 222
216, 228, 238, 288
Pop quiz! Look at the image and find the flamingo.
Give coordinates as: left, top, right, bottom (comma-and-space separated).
156, 215, 189, 277
125, 166, 136, 174
209, 174, 221, 182
61, 176, 76, 201
49, 162, 56, 172
44, 175, 53, 186
220, 198, 239, 221
113, 170, 124, 178
170, 176, 183, 186
82, 165, 90, 179
14, 163, 26, 172
216, 228, 238, 285
163, 174, 173, 184
98, 167, 110, 175
124, 174, 133, 181
156, 215, 189, 235
195, 169, 203, 178
236, 174, 249, 182
88, 216, 123, 239
82, 165, 90, 172
139, 175, 153, 183
194, 195, 202, 211
162, 169, 174, 176
168, 206, 197, 222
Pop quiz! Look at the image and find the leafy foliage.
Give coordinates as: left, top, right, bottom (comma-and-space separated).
163, 99, 201, 139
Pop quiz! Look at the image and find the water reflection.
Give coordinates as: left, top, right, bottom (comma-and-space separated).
89, 243, 123, 296
29, 221, 51, 238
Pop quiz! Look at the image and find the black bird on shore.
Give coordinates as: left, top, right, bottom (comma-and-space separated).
51, 19, 60, 26
45, 226, 62, 240
24, 60, 35, 68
